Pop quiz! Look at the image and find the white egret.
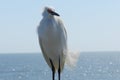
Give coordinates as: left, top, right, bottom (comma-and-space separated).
37, 6, 79, 80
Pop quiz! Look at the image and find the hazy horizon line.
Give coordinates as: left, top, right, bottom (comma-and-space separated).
0, 51, 120, 54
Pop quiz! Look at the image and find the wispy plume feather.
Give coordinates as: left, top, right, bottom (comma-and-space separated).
65, 50, 80, 68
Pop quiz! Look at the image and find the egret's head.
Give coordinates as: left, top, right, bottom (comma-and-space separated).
42, 6, 60, 17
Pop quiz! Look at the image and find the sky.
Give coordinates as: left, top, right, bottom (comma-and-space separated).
0, 0, 120, 53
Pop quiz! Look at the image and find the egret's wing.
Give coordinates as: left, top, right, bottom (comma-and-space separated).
39, 38, 51, 68
63, 25, 67, 40
57, 17, 67, 40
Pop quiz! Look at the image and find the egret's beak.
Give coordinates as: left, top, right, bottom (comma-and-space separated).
47, 9, 60, 16
51, 11, 60, 16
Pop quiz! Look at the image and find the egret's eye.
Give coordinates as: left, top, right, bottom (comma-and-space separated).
47, 9, 53, 14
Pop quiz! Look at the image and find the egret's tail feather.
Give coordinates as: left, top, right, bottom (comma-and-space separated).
65, 51, 80, 68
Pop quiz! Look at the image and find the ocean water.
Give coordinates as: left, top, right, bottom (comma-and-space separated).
0, 52, 120, 80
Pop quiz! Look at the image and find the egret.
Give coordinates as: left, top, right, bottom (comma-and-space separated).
37, 6, 79, 80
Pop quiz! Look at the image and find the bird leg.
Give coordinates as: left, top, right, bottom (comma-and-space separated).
50, 59, 55, 80
58, 57, 61, 80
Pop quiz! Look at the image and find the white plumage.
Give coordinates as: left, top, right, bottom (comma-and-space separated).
37, 6, 79, 80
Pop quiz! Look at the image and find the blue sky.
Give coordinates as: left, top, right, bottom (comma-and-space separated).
0, 0, 120, 53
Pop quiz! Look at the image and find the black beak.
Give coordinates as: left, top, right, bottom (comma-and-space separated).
47, 9, 60, 16
51, 11, 60, 16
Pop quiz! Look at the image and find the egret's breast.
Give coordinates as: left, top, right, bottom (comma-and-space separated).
38, 17, 67, 60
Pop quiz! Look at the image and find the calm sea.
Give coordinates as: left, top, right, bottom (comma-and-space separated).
0, 52, 120, 80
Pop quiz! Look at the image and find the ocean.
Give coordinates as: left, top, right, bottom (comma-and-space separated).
0, 52, 120, 80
